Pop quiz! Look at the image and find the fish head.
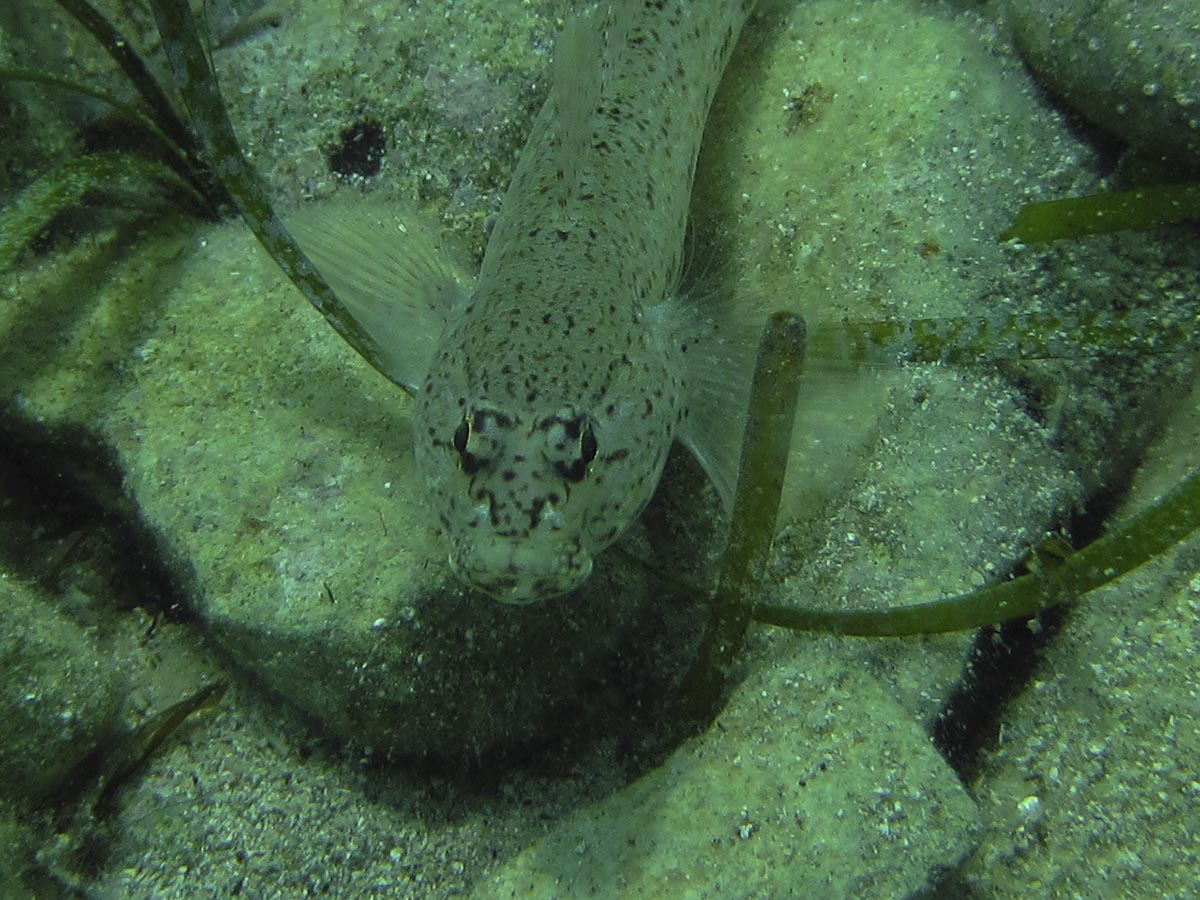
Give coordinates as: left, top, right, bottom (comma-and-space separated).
414, 325, 682, 603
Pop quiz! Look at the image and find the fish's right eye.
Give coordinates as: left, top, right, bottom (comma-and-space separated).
452, 419, 486, 475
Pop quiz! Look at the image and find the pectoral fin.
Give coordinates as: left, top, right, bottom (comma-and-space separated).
674, 300, 769, 511
286, 199, 472, 394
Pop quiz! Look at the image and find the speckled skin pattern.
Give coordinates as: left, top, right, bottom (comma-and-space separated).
414, 0, 757, 602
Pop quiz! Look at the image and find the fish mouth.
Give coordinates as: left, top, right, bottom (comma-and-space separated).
449, 548, 593, 604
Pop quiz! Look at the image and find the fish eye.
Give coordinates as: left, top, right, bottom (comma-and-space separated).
451, 418, 484, 475
452, 419, 470, 453
579, 421, 597, 465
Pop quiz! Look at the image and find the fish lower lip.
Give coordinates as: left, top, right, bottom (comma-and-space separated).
481, 579, 571, 604
448, 545, 593, 603
449, 566, 586, 604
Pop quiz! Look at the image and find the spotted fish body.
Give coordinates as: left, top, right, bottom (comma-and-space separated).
294, 0, 760, 602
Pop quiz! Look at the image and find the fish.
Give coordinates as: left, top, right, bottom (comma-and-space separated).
290, 0, 765, 602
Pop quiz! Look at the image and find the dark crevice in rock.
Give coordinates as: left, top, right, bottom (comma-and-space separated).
930, 606, 1066, 785
929, 460, 1141, 784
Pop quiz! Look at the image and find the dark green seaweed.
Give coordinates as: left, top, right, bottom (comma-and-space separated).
0, 150, 203, 270
678, 312, 806, 720
1001, 182, 1200, 243
91, 681, 227, 818
53, 0, 201, 163
146, 0, 400, 386
753, 466, 1200, 636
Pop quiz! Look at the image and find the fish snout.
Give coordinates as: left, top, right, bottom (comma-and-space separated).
449, 540, 593, 604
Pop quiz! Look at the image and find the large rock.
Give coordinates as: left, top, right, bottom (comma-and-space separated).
2, 0, 1197, 766
3, 220, 690, 761
0, 575, 124, 803
697, 0, 1194, 723
1005, 0, 1200, 164
470, 657, 979, 899
962, 371, 1200, 897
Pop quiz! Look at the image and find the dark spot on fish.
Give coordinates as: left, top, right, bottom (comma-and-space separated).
528, 498, 545, 530
461, 452, 484, 476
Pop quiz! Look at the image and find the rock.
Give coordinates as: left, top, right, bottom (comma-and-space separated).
2, 220, 693, 762
1005, 0, 1200, 164
2, 0, 1197, 767
699, 0, 1180, 724
469, 658, 979, 899
0, 575, 124, 803
962, 369, 1200, 897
